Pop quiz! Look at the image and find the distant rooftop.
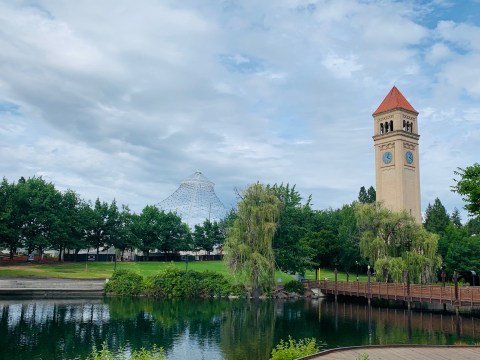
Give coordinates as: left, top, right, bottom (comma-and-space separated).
373, 86, 418, 115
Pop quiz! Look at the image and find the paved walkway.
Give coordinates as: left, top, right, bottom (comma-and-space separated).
304, 345, 480, 359
0, 278, 106, 298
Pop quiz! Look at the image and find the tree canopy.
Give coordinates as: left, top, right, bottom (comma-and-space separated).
423, 198, 450, 235
452, 163, 480, 217
356, 203, 441, 283
358, 186, 376, 204
224, 183, 281, 295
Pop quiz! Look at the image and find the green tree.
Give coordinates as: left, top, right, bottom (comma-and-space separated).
50, 190, 88, 261
466, 217, 480, 237
302, 205, 361, 271
444, 235, 480, 276
423, 198, 450, 235
158, 211, 191, 255
224, 183, 281, 295
111, 205, 137, 259
270, 184, 314, 275
358, 186, 376, 203
450, 207, 462, 228
437, 223, 466, 259
17, 177, 64, 258
131, 205, 164, 259
0, 178, 23, 259
335, 204, 361, 272
85, 198, 119, 255
193, 219, 223, 254
452, 163, 480, 217
358, 186, 368, 203
367, 186, 376, 203
356, 203, 441, 283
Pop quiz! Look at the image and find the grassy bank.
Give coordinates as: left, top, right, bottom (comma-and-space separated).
0, 260, 296, 283
0, 260, 370, 283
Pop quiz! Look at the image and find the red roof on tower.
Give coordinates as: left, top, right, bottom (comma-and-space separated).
373, 86, 418, 115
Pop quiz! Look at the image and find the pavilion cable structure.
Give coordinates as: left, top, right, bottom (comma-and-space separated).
158, 171, 227, 228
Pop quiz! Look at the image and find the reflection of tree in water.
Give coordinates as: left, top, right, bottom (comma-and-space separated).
2, 298, 480, 360
220, 300, 275, 360
0, 301, 113, 359
0, 299, 233, 360
107, 298, 232, 351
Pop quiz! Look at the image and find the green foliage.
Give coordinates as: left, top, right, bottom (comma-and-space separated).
358, 186, 376, 203
357, 353, 370, 360
450, 208, 462, 228
193, 219, 224, 253
270, 183, 315, 275
225, 183, 281, 295
283, 280, 304, 294
144, 266, 243, 298
86, 342, 165, 360
356, 203, 441, 283
302, 204, 361, 271
270, 336, 320, 360
466, 217, 480, 237
424, 198, 450, 235
85, 198, 120, 254
438, 223, 466, 259
444, 235, 480, 275
105, 269, 144, 296
452, 163, 480, 217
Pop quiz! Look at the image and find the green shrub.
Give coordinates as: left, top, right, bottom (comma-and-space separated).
284, 280, 305, 294
145, 266, 196, 298
270, 336, 320, 360
86, 342, 165, 360
144, 266, 244, 299
357, 353, 370, 360
105, 270, 144, 296
199, 271, 237, 297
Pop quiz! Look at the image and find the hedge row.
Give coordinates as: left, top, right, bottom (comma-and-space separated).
105, 267, 245, 298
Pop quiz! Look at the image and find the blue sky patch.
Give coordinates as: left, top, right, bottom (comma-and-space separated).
0, 101, 21, 116
219, 53, 264, 74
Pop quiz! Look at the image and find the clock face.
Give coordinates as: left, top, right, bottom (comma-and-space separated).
382, 151, 393, 164
406, 151, 414, 164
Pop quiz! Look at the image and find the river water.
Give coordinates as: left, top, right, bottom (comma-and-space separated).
0, 297, 479, 360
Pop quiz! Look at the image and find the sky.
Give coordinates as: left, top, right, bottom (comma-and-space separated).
1, 0, 479, 223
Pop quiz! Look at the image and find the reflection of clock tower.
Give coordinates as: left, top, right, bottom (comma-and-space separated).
373, 86, 421, 222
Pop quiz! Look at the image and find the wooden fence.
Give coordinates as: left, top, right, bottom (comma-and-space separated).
305, 280, 480, 307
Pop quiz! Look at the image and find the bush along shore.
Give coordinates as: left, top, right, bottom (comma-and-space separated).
105, 267, 319, 299
105, 268, 244, 298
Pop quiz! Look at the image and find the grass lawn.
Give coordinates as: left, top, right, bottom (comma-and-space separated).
0, 260, 296, 283
304, 268, 368, 282
0, 260, 370, 283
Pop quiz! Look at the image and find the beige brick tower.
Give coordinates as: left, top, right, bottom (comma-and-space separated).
373, 86, 421, 222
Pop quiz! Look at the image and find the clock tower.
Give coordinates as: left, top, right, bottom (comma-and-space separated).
373, 86, 421, 222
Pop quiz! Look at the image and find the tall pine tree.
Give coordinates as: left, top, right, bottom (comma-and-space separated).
423, 198, 450, 235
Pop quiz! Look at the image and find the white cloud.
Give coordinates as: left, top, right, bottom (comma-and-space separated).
0, 0, 478, 222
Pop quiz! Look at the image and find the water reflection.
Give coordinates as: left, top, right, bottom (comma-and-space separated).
0, 298, 479, 360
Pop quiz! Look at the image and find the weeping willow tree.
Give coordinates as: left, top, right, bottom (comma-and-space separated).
356, 203, 441, 284
224, 183, 281, 296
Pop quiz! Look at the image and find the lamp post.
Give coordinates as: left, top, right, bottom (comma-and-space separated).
367, 265, 371, 298
356, 261, 359, 281
471, 270, 476, 287
441, 265, 446, 288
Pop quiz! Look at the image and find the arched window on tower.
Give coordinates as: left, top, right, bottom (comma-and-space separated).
403, 120, 406, 131
390, 120, 394, 131
380, 123, 384, 134
406, 122, 410, 132
385, 122, 388, 133
410, 122, 414, 133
